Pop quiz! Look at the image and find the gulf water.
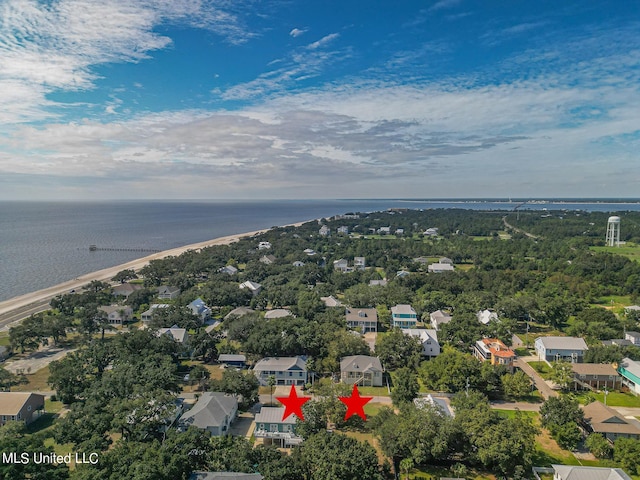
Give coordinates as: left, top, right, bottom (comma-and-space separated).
1, 199, 639, 302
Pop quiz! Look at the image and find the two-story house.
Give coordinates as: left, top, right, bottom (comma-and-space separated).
473, 338, 517, 372
618, 357, 640, 396
345, 308, 377, 333
98, 305, 133, 325
391, 304, 418, 329
430, 310, 452, 330
404, 329, 440, 358
253, 357, 308, 386
340, 355, 384, 387
188, 298, 211, 322
158, 285, 181, 300
254, 406, 302, 447
535, 336, 588, 363
178, 392, 237, 436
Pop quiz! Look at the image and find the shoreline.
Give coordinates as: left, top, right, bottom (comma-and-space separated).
0, 220, 308, 318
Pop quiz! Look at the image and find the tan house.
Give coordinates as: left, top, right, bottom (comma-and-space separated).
340, 355, 384, 387
0, 392, 45, 426
345, 307, 378, 333
582, 401, 640, 442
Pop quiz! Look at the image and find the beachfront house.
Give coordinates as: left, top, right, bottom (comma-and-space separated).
0, 392, 45, 426
253, 356, 308, 386
98, 305, 133, 325
535, 336, 588, 363
111, 283, 142, 298
391, 304, 418, 329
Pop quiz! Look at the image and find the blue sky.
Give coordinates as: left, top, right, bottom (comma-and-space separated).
0, 0, 639, 200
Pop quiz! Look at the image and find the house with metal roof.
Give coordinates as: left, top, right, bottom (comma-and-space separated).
618, 357, 640, 396
551, 465, 632, 480
178, 392, 237, 436
581, 401, 640, 442
535, 336, 588, 363
254, 406, 302, 447
340, 355, 384, 387
253, 357, 307, 386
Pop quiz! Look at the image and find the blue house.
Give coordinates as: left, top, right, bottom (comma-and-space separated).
188, 298, 211, 322
535, 336, 588, 363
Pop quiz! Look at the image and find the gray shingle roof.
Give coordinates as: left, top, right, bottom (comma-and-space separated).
253, 356, 307, 372
340, 355, 383, 373
552, 465, 632, 480
536, 336, 588, 350
179, 392, 237, 430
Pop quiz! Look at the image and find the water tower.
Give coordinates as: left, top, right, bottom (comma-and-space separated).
606, 216, 621, 247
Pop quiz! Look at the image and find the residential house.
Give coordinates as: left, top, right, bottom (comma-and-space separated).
414, 394, 454, 417
618, 357, 640, 395
253, 357, 308, 386
178, 392, 237, 436
535, 336, 588, 363
158, 285, 181, 300
258, 241, 271, 250
428, 262, 454, 273
571, 363, 621, 391
354, 257, 366, 270
404, 329, 440, 358
430, 310, 452, 330
219, 265, 239, 275
369, 279, 387, 287
477, 309, 498, 325
337, 226, 349, 235
264, 309, 292, 319
0, 392, 45, 426
260, 254, 277, 265
292, 261, 305, 267
473, 338, 517, 372
320, 295, 342, 308
439, 257, 454, 265
413, 256, 430, 265
582, 401, 640, 442
239, 281, 262, 296
551, 465, 631, 480
254, 406, 302, 447
377, 226, 391, 235
319, 225, 331, 236
111, 282, 142, 298
303, 248, 316, 256
141, 303, 170, 324
333, 258, 350, 272
345, 307, 378, 333
603, 338, 633, 347
423, 227, 439, 236
188, 298, 211, 322
395, 228, 404, 235
98, 305, 133, 325
191, 473, 263, 480
340, 355, 384, 387
157, 326, 189, 345
218, 354, 246, 369
396, 270, 410, 278
625, 331, 640, 346
391, 304, 418, 329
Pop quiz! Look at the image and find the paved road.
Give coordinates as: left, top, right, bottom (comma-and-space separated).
502, 215, 542, 240
516, 357, 558, 399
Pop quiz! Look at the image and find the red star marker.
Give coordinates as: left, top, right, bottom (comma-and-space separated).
339, 384, 373, 421
276, 385, 311, 421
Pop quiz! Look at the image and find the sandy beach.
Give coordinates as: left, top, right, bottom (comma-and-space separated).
0, 221, 307, 321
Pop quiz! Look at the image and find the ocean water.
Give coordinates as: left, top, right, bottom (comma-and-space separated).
1, 199, 639, 302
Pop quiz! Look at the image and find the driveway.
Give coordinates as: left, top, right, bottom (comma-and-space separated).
515, 357, 558, 400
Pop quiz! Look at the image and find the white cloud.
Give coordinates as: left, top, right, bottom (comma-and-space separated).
289, 27, 306, 38
429, 0, 462, 12
306, 33, 339, 50
0, 0, 253, 123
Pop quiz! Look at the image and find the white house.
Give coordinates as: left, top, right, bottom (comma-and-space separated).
625, 331, 640, 346
141, 303, 170, 324
404, 329, 440, 357
333, 258, 350, 272
337, 226, 349, 235
619, 357, 640, 396
219, 265, 238, 275
430, 310, 452, 330
157, 326, 189, 345
535, 336, 588, 363
428, 263, 454, 273
239, 281, 262, 296
319, 225, 330, 236
551, 465, 631, 480
477, 309, 498, 325
258, 241, 271, 250
98, 305, 133, 325
354, 257, 366, 270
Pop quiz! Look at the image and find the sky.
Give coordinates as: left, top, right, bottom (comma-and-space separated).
0, 0, 639, 200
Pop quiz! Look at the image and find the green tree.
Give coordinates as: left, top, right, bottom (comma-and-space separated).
585, 433, 613, 459
391, 367, 419, 407
111, 269, 138, 283
551, 422, 582, 451
614, 437, 640, 474
421, 346, 482, 393
375, 328, 422, 371
540, 396, 583, 428
550, 360, 573, 391
211, 368, 259, 410
501, 370, 532, 400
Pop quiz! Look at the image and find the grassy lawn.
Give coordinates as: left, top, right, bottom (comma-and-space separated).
341, 431, 386, 463
592, 243, 640, 263
494, 409, 539, 420
363, 402, 386, 418
45, 398, 64, 413
529, 361, 553, 379
408, 465, 497, 480
515, 347, 531, 356
0, 333, 10, 347
10, 365, 51, 392
358, 386, 390, 396
570, 391, 640, 408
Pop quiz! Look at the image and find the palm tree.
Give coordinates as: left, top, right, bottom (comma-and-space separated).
268, 375, 276, 406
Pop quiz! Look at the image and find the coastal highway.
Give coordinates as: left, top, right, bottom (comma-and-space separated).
0, 224, 307, 331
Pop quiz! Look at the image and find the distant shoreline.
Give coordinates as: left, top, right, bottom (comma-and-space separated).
0, 220, 308, 319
